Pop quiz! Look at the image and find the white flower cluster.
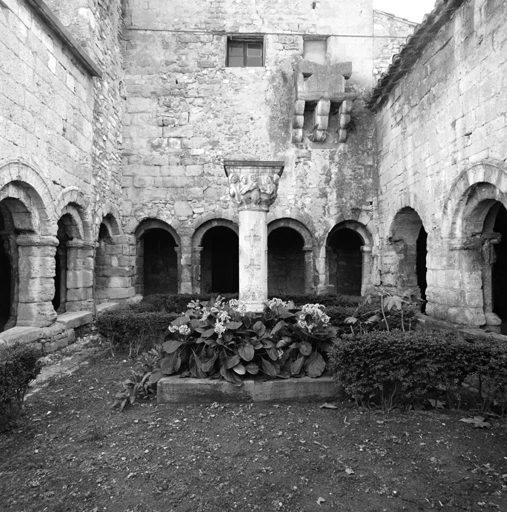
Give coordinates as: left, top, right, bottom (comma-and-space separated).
297, 303, 330, 333
168, 324, 191, 335
228, 299, 247, 314
268, 298, 289, 310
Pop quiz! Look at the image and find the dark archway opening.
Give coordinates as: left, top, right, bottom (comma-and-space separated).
268, 227, 305, 295
53, 215, 73, 313
142, 228, 178, 295
492, 205, 507, 324
95, 223, 112, 298
416, 226, 428, 312
329, 228, 363, 295
0, 210, 12, 332
201, 227, 238, 293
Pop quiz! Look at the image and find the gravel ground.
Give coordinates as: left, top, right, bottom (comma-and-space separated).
1, 344, 507, 512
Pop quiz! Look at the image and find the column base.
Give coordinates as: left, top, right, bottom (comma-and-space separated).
242, 300, 266, 313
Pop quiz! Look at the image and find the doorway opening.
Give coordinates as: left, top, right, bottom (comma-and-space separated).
201, 226, 239, 293
141, 228, 178, 295
268, 227, 305, 295
328, 228, 363, 295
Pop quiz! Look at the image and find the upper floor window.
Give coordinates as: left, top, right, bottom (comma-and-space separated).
227, 36, 264, 67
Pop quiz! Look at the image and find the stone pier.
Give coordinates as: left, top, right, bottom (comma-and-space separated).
224, 161, 284, 312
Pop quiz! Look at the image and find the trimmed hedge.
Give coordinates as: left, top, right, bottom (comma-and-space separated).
96, 308, 178, 356
329, 330, 507, 414
0, 344, 42, 425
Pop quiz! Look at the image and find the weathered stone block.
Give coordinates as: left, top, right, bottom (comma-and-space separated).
158, 376, 338, 403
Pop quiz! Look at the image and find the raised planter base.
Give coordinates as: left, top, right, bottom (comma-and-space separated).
157, 376, 339, 404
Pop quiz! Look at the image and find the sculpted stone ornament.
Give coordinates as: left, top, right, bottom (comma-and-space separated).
224, 160, 285, 311
229, 171, 281, 211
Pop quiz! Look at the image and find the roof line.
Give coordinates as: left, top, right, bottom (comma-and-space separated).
22, 0, 102, 78
373, 9, 419, 26
367, 0, 466, 112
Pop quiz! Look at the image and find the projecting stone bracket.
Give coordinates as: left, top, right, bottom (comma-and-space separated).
292, 58, 356, 144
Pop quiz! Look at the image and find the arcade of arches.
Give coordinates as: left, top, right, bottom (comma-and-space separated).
3, 182, 507, 337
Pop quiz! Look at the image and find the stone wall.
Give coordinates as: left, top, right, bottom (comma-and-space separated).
122, 0, 379, 297
0, 0, 125, 349
375, 0, 507, 325
373, 10, 417, 81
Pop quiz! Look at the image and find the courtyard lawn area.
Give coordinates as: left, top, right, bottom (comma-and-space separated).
1, 352, 507, 512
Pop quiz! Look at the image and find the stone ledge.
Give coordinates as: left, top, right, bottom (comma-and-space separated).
56, 311, 93, 330
0, 326, 43, 349
158, 376, 338, 404
96, 302, 120, 315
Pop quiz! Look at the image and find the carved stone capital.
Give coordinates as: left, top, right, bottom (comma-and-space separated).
224, 161, 284, 212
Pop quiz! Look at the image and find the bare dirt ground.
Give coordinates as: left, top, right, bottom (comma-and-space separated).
1, 345, 507, 512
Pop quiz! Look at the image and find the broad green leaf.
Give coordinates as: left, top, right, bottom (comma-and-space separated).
202, 354, 218, 373
262, 339, 275, 349
163, 339, 184, 354
232, 363, 246, 375
253, 321, 266, 337
238, 343, 255, 361
344, 317, 358, 325
160, 353, 179, 374
299, 339, 312, 356
224, 354, 241, 370
261, 358, 278, 377
226, 321, 243, 330
171, 315, 191, 327
304, 351, 326, 378
290, 356, 305, 375
148, 371, 164, 385
245, 363, 260, 375
271, 321, 286, 335
190, 319, 202, 329
220, 365, 243, 386
201, 327, 216, 338
267, 347, 278, 361
277, 371, 290, 379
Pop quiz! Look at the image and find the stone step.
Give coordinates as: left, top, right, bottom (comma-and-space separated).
157, 376, 338, 404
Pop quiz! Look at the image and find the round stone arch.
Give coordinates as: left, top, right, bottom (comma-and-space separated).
267, 218, 314, 295
55, 187, 92, 242
0, 162, 58, 329
385, 208, 428, 304
135, 219, 181, 296
0, 159, 56, 235
442, 160, 507, 239
191, 218, 239, 294
95, 202, 123, 236
440, 171, 507, 327
326, 220, 373, 296
94, 213, 125, 303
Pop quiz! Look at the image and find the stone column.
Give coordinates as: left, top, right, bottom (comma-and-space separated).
16, 234, 58, 327
224, 161, 284, 312
481, 234, 502, 326
66, 240, 94, 312
303, 245, 314, 294
360, 245, 372, 296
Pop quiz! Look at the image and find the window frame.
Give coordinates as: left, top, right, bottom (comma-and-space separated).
226, 35, 265, 68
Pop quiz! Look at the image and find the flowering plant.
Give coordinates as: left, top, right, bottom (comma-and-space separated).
148, 296, 336, 386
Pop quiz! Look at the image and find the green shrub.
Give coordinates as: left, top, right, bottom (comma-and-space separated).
96, 308, 177, 356
0, 344, 42, 424
113, 297, 338, 407
329, 330, 507, 414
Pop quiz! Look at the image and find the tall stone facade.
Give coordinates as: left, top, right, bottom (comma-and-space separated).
121, 0, 378, 298
3, 0, 506, 350
369, 0, 507, 327
0, 0, 125, 347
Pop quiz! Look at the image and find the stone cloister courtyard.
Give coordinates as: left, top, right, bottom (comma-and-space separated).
1, 0, 507, 509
